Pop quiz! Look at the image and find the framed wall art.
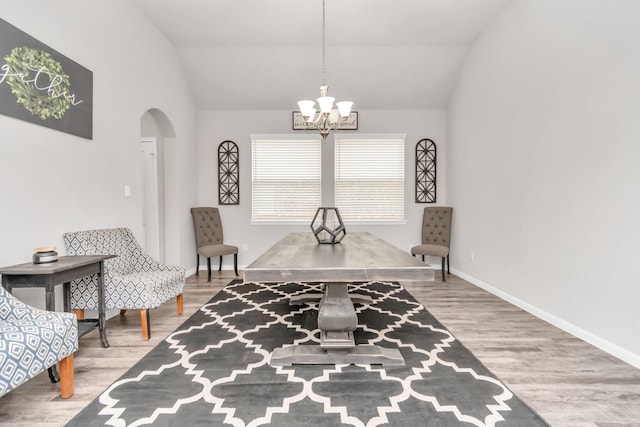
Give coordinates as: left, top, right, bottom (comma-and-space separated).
292, 111, 358, 130
415, 138, 436, 203
218, 140, 239, 205
0, 18, 93, 139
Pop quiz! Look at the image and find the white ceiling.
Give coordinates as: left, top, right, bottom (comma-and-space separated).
132, 0, 511, 110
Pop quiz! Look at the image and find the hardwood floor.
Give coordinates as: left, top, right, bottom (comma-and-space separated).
1, 271, 639, 426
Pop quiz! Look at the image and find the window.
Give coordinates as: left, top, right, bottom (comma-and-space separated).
251, 135, 321, 222
334, 134, 405, 222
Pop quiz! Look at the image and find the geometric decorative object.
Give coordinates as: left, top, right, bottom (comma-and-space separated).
218, 140, 239, 205
296, 0, 353, 142
310, 207, 346, 244
415, 138, 436, 203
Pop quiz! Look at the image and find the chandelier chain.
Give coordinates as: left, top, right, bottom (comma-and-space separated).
322, 0, 326, 86
296, 0, 353, 142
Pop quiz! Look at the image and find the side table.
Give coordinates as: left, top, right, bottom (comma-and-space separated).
0, 255, 116, 382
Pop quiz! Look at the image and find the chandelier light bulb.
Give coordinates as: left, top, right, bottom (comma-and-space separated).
298, 100, 316, 118
336, 101, 353, 118
317, 96, 335, 113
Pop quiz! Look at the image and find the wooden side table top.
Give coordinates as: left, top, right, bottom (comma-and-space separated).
0, 255, 116, 276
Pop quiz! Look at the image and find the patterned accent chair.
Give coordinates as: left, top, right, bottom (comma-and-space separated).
0, 286, 78, 398
63, 228, 185, 340
411, 207, 453, 282
191, 207, 238, 281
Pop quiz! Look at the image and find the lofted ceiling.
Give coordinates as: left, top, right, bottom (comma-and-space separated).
132, 0, 511, 110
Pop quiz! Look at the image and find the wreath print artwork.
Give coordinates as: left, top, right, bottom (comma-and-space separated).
0, 18, 93, 139
4, 46, 73, 120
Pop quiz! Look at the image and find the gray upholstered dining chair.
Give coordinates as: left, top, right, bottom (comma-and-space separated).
191, 207, 238, 280
410, 207, 453, 282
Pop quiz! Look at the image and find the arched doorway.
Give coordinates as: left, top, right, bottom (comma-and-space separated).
140, 108, 176, 263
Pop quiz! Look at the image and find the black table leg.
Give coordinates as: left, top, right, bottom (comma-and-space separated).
97, 261, 110, 348
43, 278, 61, 382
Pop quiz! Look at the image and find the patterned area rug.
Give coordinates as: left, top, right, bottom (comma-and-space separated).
66, 280, 548, 426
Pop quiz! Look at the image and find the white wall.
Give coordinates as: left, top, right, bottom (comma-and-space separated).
448, 0, 640, 366
1, 1, 198, 308
197, 109, 447, 268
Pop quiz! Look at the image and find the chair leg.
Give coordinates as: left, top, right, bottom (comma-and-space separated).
234, 253, 238, 276
447, 255, 450, 274
140, 309, 150, 340
73, 309, 85, 320
59, 354, 74, 399
422, 255, 425, 262
47, 366, 59, 383
120, 309, 127, 316
441, 257, 446, 282
207, 257, 212, 282
195, 254, 200, 276
218, 256, 223, 272
177, 294, 183, 315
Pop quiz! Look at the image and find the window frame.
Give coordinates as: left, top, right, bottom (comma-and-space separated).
333, 133, 407, 224
250, 134, 322, 224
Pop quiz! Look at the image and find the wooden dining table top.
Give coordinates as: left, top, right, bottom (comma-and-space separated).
243, 231, 435, 283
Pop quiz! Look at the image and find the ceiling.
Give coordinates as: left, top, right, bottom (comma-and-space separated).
132, 0, 511, 110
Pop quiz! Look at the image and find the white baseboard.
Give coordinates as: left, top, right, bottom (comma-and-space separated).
451, 268, 640, 369
190, 266, 247, 277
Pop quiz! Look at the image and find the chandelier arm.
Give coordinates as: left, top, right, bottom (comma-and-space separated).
312, 112, 345, 130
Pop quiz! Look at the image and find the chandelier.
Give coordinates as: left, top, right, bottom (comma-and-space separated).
297, 0, 353, 142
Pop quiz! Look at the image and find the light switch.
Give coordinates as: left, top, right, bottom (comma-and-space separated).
124, 185, 132, 197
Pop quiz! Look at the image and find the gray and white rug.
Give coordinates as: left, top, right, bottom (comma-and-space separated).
67, 280, 548, 426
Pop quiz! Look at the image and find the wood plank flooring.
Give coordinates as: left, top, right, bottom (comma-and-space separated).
0, 271, 639, 426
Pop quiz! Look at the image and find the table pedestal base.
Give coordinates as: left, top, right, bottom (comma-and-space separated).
290, 292, 373, 306
276, 282, 405, 367
270, 344, 404, 367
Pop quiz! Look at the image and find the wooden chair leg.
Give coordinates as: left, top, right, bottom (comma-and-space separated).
447, 255, 450, 274
73, 309, 85, 320
207, 257, 212, 282
195, 254, 200, 276
177, 294, 183, 315
140, 309, 150, 340
234, 253, 238, 276
59, 354, 74, 399
120, 309, 127, 316
218, 256, 223, 272
441, 257, 446, 282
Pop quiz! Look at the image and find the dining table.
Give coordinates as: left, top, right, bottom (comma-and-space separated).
243, 231, 435, 366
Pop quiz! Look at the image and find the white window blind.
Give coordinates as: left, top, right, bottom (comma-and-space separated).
334, 135, 405, 222
251, 135, 321, 222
